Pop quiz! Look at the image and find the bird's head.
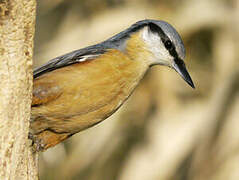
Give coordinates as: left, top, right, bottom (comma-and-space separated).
108, 20, 195, 88
141, 20, 194, 88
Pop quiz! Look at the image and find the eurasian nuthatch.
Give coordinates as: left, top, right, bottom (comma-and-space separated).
30, 19, 194, 151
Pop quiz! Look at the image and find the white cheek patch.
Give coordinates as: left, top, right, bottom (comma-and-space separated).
141, 27, 173, 66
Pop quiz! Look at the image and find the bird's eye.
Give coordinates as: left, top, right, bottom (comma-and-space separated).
165, 40, 173, 50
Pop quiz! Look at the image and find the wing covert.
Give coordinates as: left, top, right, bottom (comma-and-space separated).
34, 44, 106, 78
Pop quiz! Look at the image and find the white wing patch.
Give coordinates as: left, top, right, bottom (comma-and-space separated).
76, 54, 101, 62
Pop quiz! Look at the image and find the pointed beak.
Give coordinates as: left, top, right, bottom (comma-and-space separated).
172, 58, 195, 89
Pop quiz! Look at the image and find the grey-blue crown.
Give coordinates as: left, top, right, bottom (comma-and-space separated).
151, 20, 185, 59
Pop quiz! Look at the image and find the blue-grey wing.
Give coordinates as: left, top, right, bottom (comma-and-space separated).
33, 44, 107, 78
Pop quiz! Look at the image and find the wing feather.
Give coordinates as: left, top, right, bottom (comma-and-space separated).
33, 44, 106, 78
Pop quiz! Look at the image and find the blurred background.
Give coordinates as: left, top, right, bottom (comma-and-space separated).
34, 0, 239, 179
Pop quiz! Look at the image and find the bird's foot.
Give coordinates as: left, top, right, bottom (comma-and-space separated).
28, 130, 71, 152
28, 132, 46, 152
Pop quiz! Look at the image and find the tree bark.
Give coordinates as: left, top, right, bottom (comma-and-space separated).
0, 0, 38, 179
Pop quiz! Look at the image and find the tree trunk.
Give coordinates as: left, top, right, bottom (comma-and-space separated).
0, 0, 38, 179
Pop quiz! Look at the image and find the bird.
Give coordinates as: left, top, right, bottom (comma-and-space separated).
30, 19, 194, 151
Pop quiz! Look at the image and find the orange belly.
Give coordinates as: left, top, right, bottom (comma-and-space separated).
30, 32, 152, 151
31, 49, 147, 135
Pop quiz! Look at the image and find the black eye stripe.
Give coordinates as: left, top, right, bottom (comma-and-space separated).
148, 22, 179, 59
148, 23, 166, 39
168, 44, 178, 58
